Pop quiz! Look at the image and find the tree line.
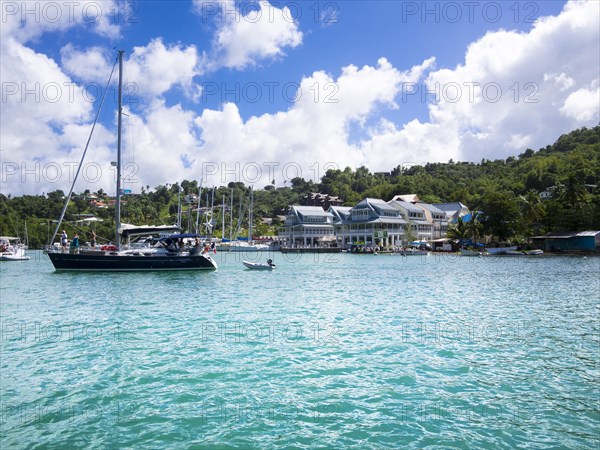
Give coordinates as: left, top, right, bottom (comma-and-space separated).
1, 126, 598, 248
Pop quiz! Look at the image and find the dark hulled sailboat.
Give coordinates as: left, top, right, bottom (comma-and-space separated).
46, 51, 217, 271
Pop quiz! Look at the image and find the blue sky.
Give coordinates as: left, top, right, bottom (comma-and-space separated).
1, 1, 598, 194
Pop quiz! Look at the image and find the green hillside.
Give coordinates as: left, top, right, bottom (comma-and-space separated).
2, 126, 598, 248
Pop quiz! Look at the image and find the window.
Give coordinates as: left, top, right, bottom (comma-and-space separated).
352, 210, 369, 220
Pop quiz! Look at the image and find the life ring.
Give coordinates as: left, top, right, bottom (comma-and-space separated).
101, 245, 117, 251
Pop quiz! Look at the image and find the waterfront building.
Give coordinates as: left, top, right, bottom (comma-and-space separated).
534, 231, 600, 252
415, 203, 449, 239
328, 206, 352, 247
388, 198, 433, 240
394, 194, 421, 203
432, 202, 471, 222
279, 197, 470, 249
300, 192, 343, 209
337, 198, 407, 249
278, 206, 335, 248
328, 206, 352, 225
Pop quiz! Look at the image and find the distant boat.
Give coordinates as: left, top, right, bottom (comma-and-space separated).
227, 241, 277, 252
393, 248, 429, 256
505, 249, 544, 256
0, 237, 30, 261
484, 246, 518, 255
459, 248, 484, 257
243, 259, 276, 270
45, 51, 217, 272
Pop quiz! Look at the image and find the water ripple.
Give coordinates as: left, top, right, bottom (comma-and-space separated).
1, 252, 598, 448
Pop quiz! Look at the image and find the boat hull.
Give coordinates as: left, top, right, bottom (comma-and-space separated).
281, 247, 340, 253
0, 255, 30, 261
484, 246, 518, 254
47, 252, 217, 271
392, 250, 429, 256
505, 250, 544, 256
242, 260, 275, 270
228, 245, 277, 252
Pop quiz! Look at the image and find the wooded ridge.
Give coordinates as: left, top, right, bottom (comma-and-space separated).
2, 126, 598, 248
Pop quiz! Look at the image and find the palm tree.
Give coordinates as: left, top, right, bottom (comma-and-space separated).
561, 173, 587, 208
467, 215, 483, 243
447, 216, 469, 240
519, 190, 544, 237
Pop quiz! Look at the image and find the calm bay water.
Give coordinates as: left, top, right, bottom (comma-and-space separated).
1, 251, 598, 449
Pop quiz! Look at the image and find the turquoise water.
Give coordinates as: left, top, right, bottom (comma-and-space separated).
1, 251, 598, 449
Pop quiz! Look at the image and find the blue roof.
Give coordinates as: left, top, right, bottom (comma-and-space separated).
417, 203, 446, 215
452, 211, 482, 223
390, 200, 422, 213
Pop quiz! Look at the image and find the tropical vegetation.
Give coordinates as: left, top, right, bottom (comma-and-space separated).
1, 126, 598, 248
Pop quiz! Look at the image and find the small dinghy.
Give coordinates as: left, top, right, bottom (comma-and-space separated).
243, 259, 276, 270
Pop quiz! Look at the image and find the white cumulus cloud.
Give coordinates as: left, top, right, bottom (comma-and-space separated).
359, 0, 600, 167
191, 57, 434, 186
560, 84, 600, 122
197, 0, 303, 71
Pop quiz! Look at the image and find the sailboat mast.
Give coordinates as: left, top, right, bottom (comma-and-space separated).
177, 184, 182, 229
221, 194, 225, 238
115, 50, 124, 250
229, 187, 233, 240
248, 186, 253, 244
195, 180, 203, 234
210, 187, 215, 234
49, 52, 118, 247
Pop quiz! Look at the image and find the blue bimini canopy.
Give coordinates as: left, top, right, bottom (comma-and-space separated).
166, 233, 199, 240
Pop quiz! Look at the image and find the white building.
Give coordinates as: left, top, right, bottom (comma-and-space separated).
432, 202, 470, 222
278, 206, 335, 248
388, 199, 432, 240
416, 203, 449, 239
337, 198, 407, 249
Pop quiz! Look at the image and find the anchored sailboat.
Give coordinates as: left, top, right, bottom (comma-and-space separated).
0, 237, 30, 261
46, 50, 217, 271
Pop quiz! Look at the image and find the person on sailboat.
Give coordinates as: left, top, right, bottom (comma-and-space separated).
90, 230, 96, 248
70, 234, 79, 254
61, 230, 68, 252
190, 237, 201, 255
